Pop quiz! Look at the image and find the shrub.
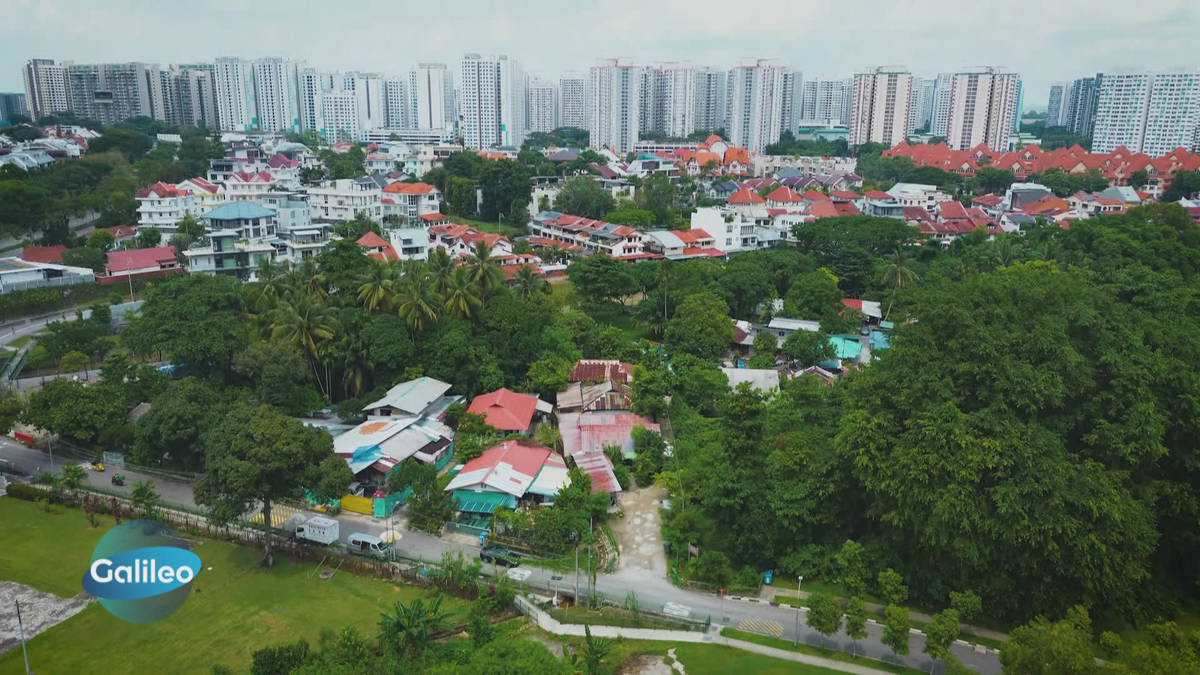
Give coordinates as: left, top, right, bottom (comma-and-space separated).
6, 482, 53, 502
1099, 631, 1122, 659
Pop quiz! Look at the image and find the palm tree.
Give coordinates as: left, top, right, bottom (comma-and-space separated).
427, 248, 455, 295
357, 258, 397, 312
466, 240, 503, 298
512, 264, 546, 298
378, 593, 452, 658
246, 258, 289, 311
990, 236, 1022, 268
881, 249, 920, 322
285, 257, 327, 300
130, 481, 160, 518
581, 625, 612, 675
396, 273, 440, 333
58, 464, 87, 497
442, 266, 482, 319
340, 336, 374, 398
269, 298, 341, 394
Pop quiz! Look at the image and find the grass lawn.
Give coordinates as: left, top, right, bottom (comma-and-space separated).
448, 215, 524, 238
550, 605, 699, 632
0, 498, 471, 675
720, 628, 928, 675
588, 307, 655, 343
560, 635, 880, 675
6, 333, 35, 349
549, 281, 575, 308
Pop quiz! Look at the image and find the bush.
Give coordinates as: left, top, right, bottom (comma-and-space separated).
6, 482, 53, 502
1099, 631, 1122, 659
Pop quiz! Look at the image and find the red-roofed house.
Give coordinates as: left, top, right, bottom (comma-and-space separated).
381, 182, 443, 220
467, 388, 552, 434
430, 224, 513, 258
833, 202, 862, 217
444, 439, 570, 510
106, 225, 138, 246
357, 232, 399, 262
830, 190, 861, 201
528, 213, 645, 257
727, 188, 766, 206
673, 229, 715, 247
764, 186, 806, 206
802, 190, 830, 202
1066, 192, 1125, 217
224, 170, 278, 199
101, 247, 179, 283
807, 201, 839, 219
19, 245, 67, 264
863, 190, 894, 201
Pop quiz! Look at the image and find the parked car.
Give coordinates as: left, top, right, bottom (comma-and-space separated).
347, 532, 390, 559
480, 546, 521, 568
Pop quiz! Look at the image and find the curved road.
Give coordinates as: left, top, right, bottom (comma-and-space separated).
0, 438, 1000, 674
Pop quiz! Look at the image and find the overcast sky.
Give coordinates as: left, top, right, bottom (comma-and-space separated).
3, 0, 1198, 110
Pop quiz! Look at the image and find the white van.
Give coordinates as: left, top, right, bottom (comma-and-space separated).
347, 532, 390, 559
294, 516, 340, 546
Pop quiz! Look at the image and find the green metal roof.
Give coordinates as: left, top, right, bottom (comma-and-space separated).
203, 201, 276, 221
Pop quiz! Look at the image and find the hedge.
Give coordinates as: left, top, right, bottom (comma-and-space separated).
0, 279, 152, 323
5, 482, 54, 502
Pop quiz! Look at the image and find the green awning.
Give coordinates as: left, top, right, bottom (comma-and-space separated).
458, 501, 498, 515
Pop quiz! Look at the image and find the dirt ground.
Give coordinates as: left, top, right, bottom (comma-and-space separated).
608, 484, 668, 580
0, 581, 93, 656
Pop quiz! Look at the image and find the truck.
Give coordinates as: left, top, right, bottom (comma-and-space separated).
287, 515, 340, 546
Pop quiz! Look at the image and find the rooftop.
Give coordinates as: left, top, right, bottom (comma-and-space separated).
203, 201, 276, 221
467, 388, 544, 432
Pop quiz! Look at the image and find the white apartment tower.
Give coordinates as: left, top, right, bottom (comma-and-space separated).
498, 56, 526, 148
693, 67, 727, 133
345, 72, 386, 133
944, 67, 1021, 150
253, 58, 302, 133
384, 77, 409, 130
66, 62, 167, 124
559, 72, 586, 130
214, 57, 258, 131
930, 72, 954, 137
459, 54, 525, 150
1046, 82, 1069, 127
850, 67, 914, 147
642, 62, 696, 138
321, 91, 359, 143
299, 69, 335, 134
527, 78, 559, 133
780, 69, 803, 135
907, 76, 927, 133
727, 59, 787, 152
589, 59, 641, 154
799, 78, 853, 124
409, 63, 455, 131
1092, 69, 1200, 155
22, 59, 70, 121
168, 64, 219, 128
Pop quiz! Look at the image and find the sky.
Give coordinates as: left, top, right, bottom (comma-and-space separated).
2, 0, 1198, 110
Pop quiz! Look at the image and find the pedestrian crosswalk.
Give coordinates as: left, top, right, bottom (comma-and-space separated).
247, 504, 303, 529
739, 619, 784, 637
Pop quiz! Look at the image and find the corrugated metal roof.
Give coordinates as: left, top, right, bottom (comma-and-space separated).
559, 412, 659, 459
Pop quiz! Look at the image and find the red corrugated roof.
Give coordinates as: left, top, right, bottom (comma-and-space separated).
383, 182, 438, 195
673, 229, 713, 244
468, 388, 541, 431
356, 232, 388, 248
728, 188, 765, 204
571, 360, 635, 384
20, 245, 67, 264
105, 247, 176, 273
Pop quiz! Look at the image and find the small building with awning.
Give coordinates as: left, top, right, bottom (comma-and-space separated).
444, 440, 570, 518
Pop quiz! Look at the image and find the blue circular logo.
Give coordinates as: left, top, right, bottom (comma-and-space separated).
81, 519, 203, 623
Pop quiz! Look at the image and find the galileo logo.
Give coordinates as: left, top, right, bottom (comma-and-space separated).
81, 519, 202, 623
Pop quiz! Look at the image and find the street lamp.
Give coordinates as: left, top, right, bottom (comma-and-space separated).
794, 575, 804, 647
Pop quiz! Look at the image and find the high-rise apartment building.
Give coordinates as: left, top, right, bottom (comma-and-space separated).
780, 69, 803, 136
850, 66, 914, 147
943, 67, 1021, 151
588, 58, 641, 154
214, 57, 257, 131
409, 63, 455, 131
1065, 74, 1103, 137
344, 72, 385, 133
321, 91, 358, 143
726, 59, 787, 152
0, 92, 28, 121
919, 79, 935, 130
559, 73, 585, 130
641, 62, 696, 138
799, 77, 853, 124
253, 58, 302, 133
66, 62, 167, 124
1092, 69, 1200, 155
527, 78, 558, 133
460, 54, 525, 150
693, 67, 727, 133
1046, 82, 1069, 127
167, 64, 218, 128
907, 76, 927, 133
299, 69, 335, 134
930, 72, 954, 137
384, 77, 409, 130
22, 59, 70, 121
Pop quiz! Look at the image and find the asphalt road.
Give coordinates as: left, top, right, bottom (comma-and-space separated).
0, 439, 1001, 674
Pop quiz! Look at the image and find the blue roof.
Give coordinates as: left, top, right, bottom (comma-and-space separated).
203, 201, 276, 221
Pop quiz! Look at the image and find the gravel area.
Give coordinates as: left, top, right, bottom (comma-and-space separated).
0, 581, 93, 655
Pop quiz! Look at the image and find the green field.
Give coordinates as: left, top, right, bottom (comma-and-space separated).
0, 498, 470, 675
719, 628, 928, 675
566, 637, 882, 675
448, 215, 525, 238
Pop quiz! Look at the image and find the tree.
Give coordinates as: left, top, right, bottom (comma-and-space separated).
999, 606, 1099, 675
949, 591, 982, 622
881, 249, 920, 321
135, 227, 162, 248
752, 330, 776, 358
58, 464, 88, 496
923, 609, 960, 674
781, 330, 833, 368
457, 639, 571, 675
194, 405, 352, 567
233, 342, 323, 416
61, 246, 107, 274
526, 357, 572, 399
1163, 169, 1200, 202
59, 350, 90, 374
878, 568, 908, 606
445, 176, 477, 216
1128, 169, 1149, 190
0, 389, 24, 436
22, 378, 124, 445
123, 274, 246, 379
133, 377, 225, 470
844, 597, 868, 657
356, 258, 397, 312
566, 254, 638, 306
442, 265, 482, 319
87, 229, 116, 252
131, 481, 161, 518
478, 159, 532, 221
781, 269, 842, 319
881, 604, 911, 657
467, 240, 504, 298
834, 540, 868, 596
509, 197, 530, 231
806, 594, 843, 648
976, 167, 1017, 194
512, 265, 546, 298
553, 177, 616, 219
377, 593, 452, 659
269, 298, 340, 396
664, 292, 734, 359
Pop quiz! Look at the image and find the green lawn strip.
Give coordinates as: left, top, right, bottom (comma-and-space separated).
905, 617, 1004, 651
549, 281, 574, 308
448, 216, 524, 238
0, 500, 472, 675
720, 628, 928, 675
557, 635, 872, 675
6, 333, 34, 349
550, 605, 697, 632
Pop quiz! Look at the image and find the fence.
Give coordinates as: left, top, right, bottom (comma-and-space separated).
372, 487, 411, 518
43, 438, 204, 483
339, 494, 373, 515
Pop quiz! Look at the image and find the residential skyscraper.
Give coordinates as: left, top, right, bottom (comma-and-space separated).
726, 59, 787, 152
321, 91, 358, 142
527, 77, 558, 133
780, 69, 803, 136
22, 59, 70, 121
588, 58, 641, 154
693, 67, 727, 133
1092, 69, 1200, 155
1065, 74, 1103, 137
850, 66, 914, 147
214, 57, 258, 131
0, 92, 28, 121
66, 62, 167, 124
167, 64, 218, 128
944, 67, 1021, 151
253, 58, 302, 133
384, 77, 409, 130
409, 63, 455, 131
1046, 82, 1069, 127
799, 77, 852, 124
460, 54, 525, 149
919, 79, 935, 130
345, 72, 385, 133
907, 76, 927, 133
930, 72, 954, 137
299, 69, 335, 134
641, 62, 696, 138
498, 57, 526, 148
559, 72, 585, 130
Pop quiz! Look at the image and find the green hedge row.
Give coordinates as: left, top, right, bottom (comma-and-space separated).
5, 482, 53, 502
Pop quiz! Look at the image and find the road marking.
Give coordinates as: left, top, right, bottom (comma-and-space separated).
248, 504, 302, 528
663, 602, 692, 619
738, 619, 784, 637
507, 568, 532, 581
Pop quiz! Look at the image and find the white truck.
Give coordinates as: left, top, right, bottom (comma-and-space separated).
287, 515, 340, 546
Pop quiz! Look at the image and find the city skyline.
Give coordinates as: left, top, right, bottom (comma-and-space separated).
2, 0, 1198, 108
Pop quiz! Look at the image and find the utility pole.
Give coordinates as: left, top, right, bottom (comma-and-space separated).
16, 599, 32, 674
586, 543, 592, 608
572, 531, 579, 606
794, 575, 804, 647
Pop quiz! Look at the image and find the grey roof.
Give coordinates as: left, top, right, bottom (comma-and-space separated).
712, 180, 739, 192
720, 368, 780, 393
203, 201, 276, 221
1005, 213, 1036, 224
774, 168, 805, 179
363, 377, 453, 416
646, 230, 684, 249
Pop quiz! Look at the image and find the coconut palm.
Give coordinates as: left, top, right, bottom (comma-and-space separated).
246, 258, 290, 311
427, 248, 455, 295
881, 249, 920, 322
340, 336, 374, 398
357, 258, 398, 312
442, 266, 483, 319
269, 297, 341, 394
378, 593, 452, 658
466, 240, 504, 298
284, 257, 327, 300
58, 464, 88, 496
130, 481, 160, 518
396, 273, 440, 333
512, 264, 546, 298
990, 235, 1023, 267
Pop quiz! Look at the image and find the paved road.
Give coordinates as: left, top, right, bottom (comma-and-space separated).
0, 439, 1000, 674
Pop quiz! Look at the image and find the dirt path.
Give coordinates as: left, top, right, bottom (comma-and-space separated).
0, 581, 93, 655
608, 484, 668, 582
